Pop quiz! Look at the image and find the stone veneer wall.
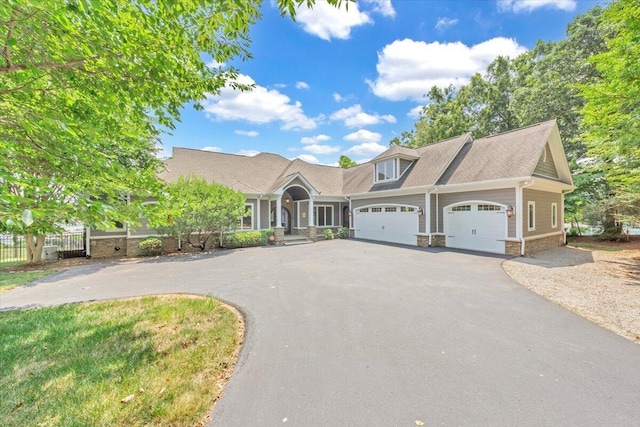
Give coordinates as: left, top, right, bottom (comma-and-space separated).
90, 237, 127, 258
417, 235, 429, 248
431, 235, 446, 247
505, 241, 521, 257
524, 234, 563, 256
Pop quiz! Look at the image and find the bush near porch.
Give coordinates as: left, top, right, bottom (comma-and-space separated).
222, 230, 274, 249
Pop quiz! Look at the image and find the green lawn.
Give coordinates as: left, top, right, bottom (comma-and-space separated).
0, 269, 57, 293
0, 295, 243, 426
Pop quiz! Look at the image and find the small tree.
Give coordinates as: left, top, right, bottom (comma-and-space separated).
153, 176, 246, 250
338, 155, 357, 168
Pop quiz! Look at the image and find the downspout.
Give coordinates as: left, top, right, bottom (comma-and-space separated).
344, 196, 352, 229
518, 179, 536, 256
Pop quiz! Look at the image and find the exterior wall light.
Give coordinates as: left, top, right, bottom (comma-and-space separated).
417, 207, 424, 216
506, 205, 515, 217
347, 210, 352, 216
284, 197, 290, 204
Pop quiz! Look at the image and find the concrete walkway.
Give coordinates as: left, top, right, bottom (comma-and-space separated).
1, 240, 639, 426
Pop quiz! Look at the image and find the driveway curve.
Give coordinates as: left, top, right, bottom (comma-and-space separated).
2, 240, 639, 426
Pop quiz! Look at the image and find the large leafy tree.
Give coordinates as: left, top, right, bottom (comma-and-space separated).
153, 176, 246, 250
1, 0, 345, 261
581, 0, 640, 195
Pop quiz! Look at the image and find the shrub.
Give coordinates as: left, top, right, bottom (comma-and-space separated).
323, 229, 334, 240
138, 237, 163, 256
337, 227, 349, 239
567, 227, 580, 237
223, 230, 274, 249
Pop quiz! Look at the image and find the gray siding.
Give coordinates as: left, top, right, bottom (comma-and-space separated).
259, 199, 270, 230
129, 218, 155, 237
91, 227, 127, 238
523, 189, 562, 238
352, 193, 426, 234
533, 144, 559, 179
433, 188, 516, 238
399, 159, 413, 176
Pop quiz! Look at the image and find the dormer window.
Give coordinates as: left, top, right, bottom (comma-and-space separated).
375, 159, 398, 183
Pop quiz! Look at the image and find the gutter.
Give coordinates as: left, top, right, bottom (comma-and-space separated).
426, 188, 437, 246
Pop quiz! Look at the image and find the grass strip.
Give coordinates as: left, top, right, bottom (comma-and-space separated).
0, 270, 57, 293
0, 295, 243, 426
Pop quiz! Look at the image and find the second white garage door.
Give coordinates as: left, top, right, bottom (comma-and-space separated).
445, 203, 506, 254
354, 206, 418, 246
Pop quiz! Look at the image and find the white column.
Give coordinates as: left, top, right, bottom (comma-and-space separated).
276, 197, 282, 227
256, 198, 261, 230
349, 198, 352, 229
268, 199, 272, 228
425, 192, 431, 235
308, 197, 314, 226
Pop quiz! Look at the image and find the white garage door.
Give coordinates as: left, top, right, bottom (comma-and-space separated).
445, 203, 506, 254
355, 206, 418, 246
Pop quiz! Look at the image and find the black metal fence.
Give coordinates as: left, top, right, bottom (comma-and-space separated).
0, 231, 86, 264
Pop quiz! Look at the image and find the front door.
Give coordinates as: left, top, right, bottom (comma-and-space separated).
282, 207, 291, 234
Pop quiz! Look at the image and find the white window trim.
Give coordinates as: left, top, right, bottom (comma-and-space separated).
374, 158, 398, 184
239, 203, 254, 231
528, 201, 536, 231
551, 202, 558, 229
314, 205, 334, 227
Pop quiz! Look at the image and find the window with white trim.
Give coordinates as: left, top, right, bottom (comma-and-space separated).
551, 202, 558, 228
239, 203, 253, 230
452, 205, 471, 212
375, 159, 397, 183
314, 205, 334, 227
528, 201, 536, 231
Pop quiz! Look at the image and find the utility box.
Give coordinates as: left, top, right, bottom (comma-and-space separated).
43, 246, 59, 260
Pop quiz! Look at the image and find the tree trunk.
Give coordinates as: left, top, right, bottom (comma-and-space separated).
26, 233, 46, 263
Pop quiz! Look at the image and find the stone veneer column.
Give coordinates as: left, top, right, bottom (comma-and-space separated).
308, 226, 317, 242
274, 227, 284, 245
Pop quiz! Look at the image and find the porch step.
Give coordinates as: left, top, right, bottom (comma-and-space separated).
281, 236, 313, 246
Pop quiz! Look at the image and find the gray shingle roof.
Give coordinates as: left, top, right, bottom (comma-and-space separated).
437, 120, 556, 185
160, 120, 563, 196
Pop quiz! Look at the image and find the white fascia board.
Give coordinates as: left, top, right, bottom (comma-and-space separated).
314, 195, 348, 202
273, 172, 320, 196
527, 177, 574, 192
547, 124, 574, 186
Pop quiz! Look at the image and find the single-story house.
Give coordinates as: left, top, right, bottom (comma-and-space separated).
87, 119, 573, 257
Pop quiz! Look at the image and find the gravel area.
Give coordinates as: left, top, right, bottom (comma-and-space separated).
503, 246, 640, 344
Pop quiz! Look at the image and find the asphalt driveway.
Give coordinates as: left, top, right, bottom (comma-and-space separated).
2, 240, 639, 426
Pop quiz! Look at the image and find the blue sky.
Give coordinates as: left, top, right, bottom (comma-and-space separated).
159, 0, 600, 165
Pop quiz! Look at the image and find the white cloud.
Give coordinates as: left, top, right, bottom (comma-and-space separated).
435, 17, 459, 30
367, 37, 527, 101
237, 149, 261, 157
497, 0, 576, 13
407, 105, 425, 119
202, 146, 223, 152
234, 130, 259, 137
333, 92, 345, 102
203, 73, 318, 130
362, 0, 396, 18
273, 83, 287, 88
303, 144, 341, 155
330, 104, 396, 128
295, 81, 310, 90
296, 1, 373, 41
206, 59, 225, 69
301, 134, 331, 144
296, 154, 320, 164
343, 129, 383, 144
344, 142, 387, 157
